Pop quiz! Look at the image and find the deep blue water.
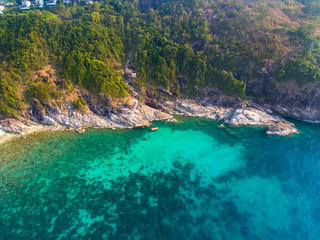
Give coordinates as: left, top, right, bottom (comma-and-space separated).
0, 117, 320, 239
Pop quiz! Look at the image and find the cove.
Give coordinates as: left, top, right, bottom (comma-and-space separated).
0, 117, 320, 240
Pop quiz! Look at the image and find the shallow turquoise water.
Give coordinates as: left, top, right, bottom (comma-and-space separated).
0, 117, 320, 239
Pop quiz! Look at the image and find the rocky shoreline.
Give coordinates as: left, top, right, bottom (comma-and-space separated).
0, 97, 300, 145
162, 99, 298, 136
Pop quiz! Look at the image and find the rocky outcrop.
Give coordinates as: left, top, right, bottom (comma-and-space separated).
0, 119, 35, 135
0, 97, 172, 135
247, 78, 320, 123
162, 99, 233, 120
0, 96, 298, 137
162, 99, 298, 136
225, 107, 298, 136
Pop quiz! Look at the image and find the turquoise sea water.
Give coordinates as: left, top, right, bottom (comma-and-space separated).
0, 117, 320, 240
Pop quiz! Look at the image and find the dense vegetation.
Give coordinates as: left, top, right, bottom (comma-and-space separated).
0, 0, 319, 117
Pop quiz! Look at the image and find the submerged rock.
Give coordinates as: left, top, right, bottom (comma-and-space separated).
165, 118, 178, 123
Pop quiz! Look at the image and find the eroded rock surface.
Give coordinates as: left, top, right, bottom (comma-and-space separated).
225, 107, 298, 136
0, 97, 298, 137
162, 99, 298, 136
0, 97, 172, 135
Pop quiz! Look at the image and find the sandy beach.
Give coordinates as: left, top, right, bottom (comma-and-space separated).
0, 128, 17, 145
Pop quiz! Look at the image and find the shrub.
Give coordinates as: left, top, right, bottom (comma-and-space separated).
27, 82, 51, 101
72, 97, 87, 111
0, 78, 23, 118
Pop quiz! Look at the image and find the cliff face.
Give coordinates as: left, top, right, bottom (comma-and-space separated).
0, 95, 298, 137
162, 99, 298, 136
263, 88, 320, 123
1, 61, 317, 138
246, 77, 320, 122
0, 96, 172, 134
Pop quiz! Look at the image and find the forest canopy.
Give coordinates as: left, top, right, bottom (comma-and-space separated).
0, 0, 319, 117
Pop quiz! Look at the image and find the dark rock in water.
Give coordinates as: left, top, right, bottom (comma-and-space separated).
133, 125, 146, 129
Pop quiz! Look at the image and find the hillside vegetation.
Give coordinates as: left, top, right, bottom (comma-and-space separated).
0, 0, 319, 117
